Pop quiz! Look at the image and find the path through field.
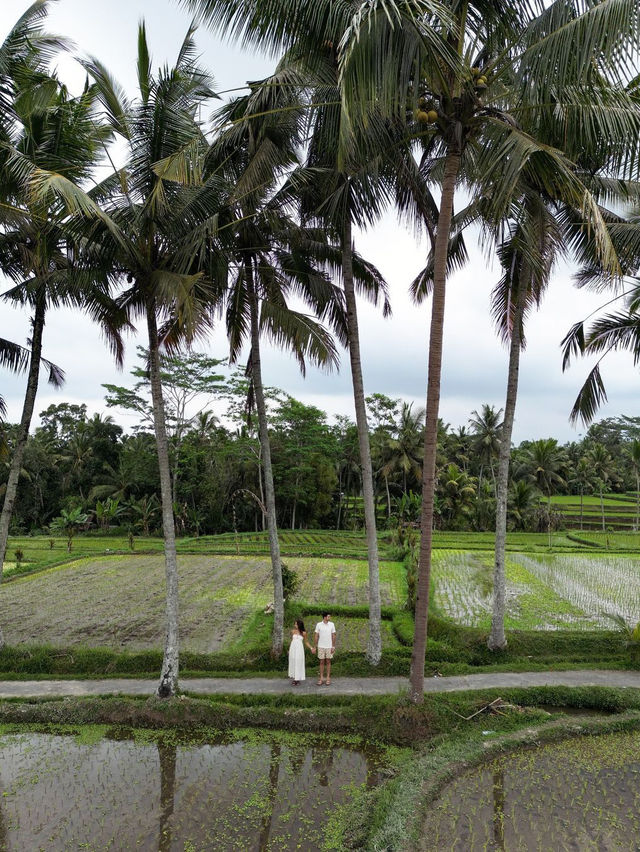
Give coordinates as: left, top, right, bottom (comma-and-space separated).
1, 669, 639, 698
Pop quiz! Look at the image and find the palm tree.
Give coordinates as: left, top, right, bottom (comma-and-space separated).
33, 24, 225, 696
184, 0, 450, 675
569, 456, 594, 531
588, 442, 615, 532
448, 425, 472, 472
0, 4, 64, 586
382, 402, 425, 494
0, 70, 112, 579
469, 404, 503, 494
287, 53, 406, 667
565, 281, 640, 429
507, 478, 535, 531
50, 506, 89, 552
519, 438, 567, 543
403, 1, 636, 700
486, 190, 565, 649
209, 82, 341, 655
437, 463, 476, 529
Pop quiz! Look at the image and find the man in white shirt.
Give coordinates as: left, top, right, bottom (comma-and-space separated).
313, 612, 336, 685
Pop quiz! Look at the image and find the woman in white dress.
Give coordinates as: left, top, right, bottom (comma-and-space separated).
288, 619, 312, 685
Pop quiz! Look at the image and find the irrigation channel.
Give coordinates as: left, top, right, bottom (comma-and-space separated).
0, 727, 392, 850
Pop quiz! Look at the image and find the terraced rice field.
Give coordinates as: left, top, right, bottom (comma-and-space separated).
0, 727, 398, 851
422, 730, 640, 851
432, 550, 640, 630
0, 554, 405, 653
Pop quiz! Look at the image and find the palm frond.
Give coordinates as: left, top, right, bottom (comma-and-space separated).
569, 362, 608, 426
259, 301, 339, 375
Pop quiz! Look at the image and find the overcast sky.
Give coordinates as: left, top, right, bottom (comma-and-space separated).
2, 0, 638, 444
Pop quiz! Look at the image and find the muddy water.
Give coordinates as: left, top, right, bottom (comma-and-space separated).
0, 729, 386, 851
422, 729, 640, 850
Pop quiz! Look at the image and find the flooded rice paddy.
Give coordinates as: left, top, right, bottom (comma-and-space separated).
422, 729, 640, 850
0, 726, 394, 851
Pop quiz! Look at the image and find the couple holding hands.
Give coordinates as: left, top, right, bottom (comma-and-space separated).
288, 612, 336, 686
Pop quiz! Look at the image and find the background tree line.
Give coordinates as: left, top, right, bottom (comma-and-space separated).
4, 355, 640, 537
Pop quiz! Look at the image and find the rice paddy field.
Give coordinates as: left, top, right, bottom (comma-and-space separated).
0, 554, 406, 653
0, 726, 401, 851
421, 730, 640, 851
3, 530, 640, 653
431, 550, 640, 630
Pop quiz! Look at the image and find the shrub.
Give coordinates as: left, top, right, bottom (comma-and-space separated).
281, 562, 299, 599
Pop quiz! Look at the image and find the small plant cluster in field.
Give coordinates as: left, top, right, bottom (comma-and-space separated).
390, 523, 419, 612
280, 561, 299, 599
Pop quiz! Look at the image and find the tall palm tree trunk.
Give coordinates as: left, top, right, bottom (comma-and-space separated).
247, 264, 284, 656
147, 303, 180, 698
385, 475, 392, 520
410, 149, 461, 703
0, 296, 46, 586
342, 215, 382, 665
488, 277, 525, 650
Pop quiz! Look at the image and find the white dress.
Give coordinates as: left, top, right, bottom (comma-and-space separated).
288, 633, 306, 681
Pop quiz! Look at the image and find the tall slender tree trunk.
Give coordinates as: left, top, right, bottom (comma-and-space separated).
147, 304, 180, 698
385, 475, 391, 519
0, 296, 46, 586
410, 149, 461, 703
488, 274, 525, 650
257, 445, 266, 530
247, 264, 284, 656
171, 439, 180, 511
342, 214, 382, 665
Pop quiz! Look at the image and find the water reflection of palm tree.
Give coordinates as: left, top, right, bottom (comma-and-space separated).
258, 743, 281, 851
492, 768, 506, 851
158, 742, 177, 852
0, 787, 6, 851
312, 747, 334, 788
365, 751, 379, 791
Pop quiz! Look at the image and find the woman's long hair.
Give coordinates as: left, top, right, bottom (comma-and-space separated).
295, 618, 305, 634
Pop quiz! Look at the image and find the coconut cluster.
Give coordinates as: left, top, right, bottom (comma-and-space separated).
471, 67, 488, 91
415, 96, 438, 124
